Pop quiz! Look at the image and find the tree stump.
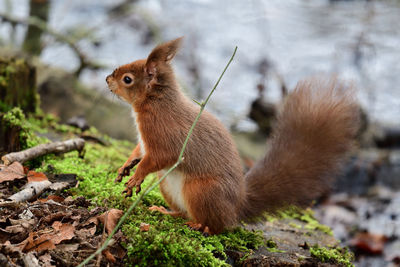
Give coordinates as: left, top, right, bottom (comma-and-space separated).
0, 57, 37, 113
0, 57, 37, 154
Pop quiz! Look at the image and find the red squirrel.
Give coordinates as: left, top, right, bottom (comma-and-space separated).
106, 37, 359, 234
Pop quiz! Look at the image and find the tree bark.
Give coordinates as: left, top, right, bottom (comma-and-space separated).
22, 0, 50, 56
0, 57, 37, 113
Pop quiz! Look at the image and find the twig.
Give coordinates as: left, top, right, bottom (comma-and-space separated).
1, 138, 85, 165
0, 12, 104, 75
8, 180, 52, 202
77, 46, 238, 266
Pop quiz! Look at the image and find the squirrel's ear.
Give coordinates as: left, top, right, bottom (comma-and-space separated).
145, 37, 183, 75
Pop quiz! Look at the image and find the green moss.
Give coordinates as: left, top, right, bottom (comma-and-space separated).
2, 107, 46, 151
27, 113, 81, 135
310, 245, 354, 267
265, 239, 285, 253
288, 222, 302, 229
278, 207, 333, 236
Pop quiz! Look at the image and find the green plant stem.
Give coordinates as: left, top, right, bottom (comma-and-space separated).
77, 46, 237, 266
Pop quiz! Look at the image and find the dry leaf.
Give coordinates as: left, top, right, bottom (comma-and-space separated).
103, 249, 116, 263
140, 223, 150, 232
21, 232, 56, 252
39, 195, 65, 203
0, 162, 25, 183
51, 221, 75, 243
20, 222, 75, 252
27, 171, 48, 183
98, 209, 123, 234
43, 211, 72, 224
55, 243, 79, 252
39, 253, 56, 267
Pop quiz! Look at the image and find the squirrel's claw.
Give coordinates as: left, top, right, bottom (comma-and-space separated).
123, 187, 133, 198
184, 222, 212, 236
115, 158, 141, 183
115, 174, 124, 183
123, 175, 144, 197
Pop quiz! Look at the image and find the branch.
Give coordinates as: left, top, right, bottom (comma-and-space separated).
1, 138, 85, 165
8, 180, 52, 202
77, 46, 238, 267
0, 12, 104, 75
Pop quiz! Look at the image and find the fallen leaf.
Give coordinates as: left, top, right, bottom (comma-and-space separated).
98, 209, 123, 235
140, 223, 150, 232
0, 228, 12, 243
39, 195, 65, 203
55, 243, 79, 252
19, 222, 75, 252
103, 249, 116, 263
18, 209, 35, 220
27, 171, 48, 183
350, 232, 387, 254
51, 221, 75, 243
5, 225, 26, 234
39, 253, 56, 267
20, 232, 56, 252
42, 211, 72, 224
0, 162, 25, 183
2, 241, 22, 253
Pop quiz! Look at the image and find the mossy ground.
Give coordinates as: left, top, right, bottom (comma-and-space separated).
310, 245, 354, 267
277, 207, 333, 236
6, 109, 265, 266
2, 108, 354, 266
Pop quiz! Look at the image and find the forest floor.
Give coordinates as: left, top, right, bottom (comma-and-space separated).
0, 108, 354, 266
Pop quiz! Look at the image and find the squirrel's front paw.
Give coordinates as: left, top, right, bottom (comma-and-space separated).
115, 158, 141, 183
123, 175, 144, 197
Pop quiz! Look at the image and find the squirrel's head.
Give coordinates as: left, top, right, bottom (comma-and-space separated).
106, 37, 183, 105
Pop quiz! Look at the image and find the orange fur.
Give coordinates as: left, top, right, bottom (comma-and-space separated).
106, 38, 359, 234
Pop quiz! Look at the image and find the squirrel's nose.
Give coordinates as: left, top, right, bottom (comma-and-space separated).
106, 75, 111, 84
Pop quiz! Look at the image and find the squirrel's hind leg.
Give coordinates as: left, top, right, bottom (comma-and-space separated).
152, 172, 188, 219
183, 175, 240, 235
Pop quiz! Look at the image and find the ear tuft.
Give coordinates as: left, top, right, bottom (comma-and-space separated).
146, 37, 183, 67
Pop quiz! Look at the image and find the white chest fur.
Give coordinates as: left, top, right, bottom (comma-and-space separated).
131, 110, 146, 156
161, 169, 188, 214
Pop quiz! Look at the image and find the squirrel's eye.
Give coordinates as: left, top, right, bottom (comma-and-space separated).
123, 75, 133, 84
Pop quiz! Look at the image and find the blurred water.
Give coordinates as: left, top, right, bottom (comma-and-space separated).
1, 0, 400, 130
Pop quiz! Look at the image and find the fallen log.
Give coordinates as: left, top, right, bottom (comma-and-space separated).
1, 138, 85, 166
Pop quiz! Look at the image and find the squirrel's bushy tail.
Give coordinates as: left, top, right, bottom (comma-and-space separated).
240, 79, 359, 220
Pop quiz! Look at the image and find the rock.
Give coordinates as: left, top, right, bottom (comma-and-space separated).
227, 212, 350, 266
